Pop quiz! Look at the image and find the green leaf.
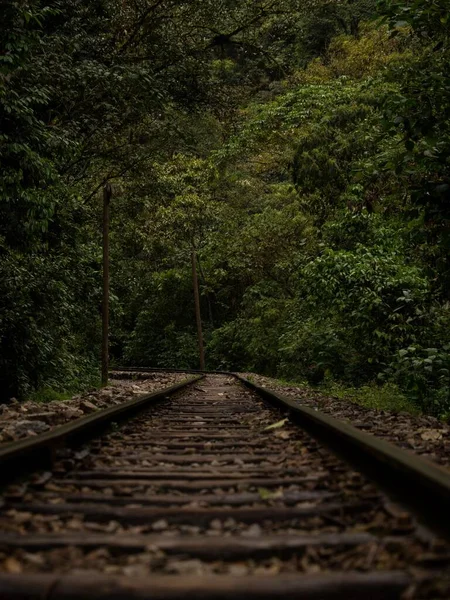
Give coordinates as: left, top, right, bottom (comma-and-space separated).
263, 418, 288, 431
258, 487, 283, 500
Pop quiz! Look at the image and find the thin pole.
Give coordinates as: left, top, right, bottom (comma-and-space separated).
191, 249, 205, 370
101, 184, 112, 386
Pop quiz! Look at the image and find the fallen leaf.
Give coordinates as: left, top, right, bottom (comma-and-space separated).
258, 487, 283, 500
274, 430, 291, 440
263, 418, 288, 432
3, 557, 22, 573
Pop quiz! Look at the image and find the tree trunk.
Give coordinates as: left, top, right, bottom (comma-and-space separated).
191, 250, 205, 370
101, 184, 112, 386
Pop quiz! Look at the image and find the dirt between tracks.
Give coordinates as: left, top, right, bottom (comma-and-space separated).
239, 373, 450, 470
0, 373, 188, 445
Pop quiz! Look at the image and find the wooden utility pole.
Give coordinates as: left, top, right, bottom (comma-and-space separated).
191, 249, 205, 370
101, 184, 112, 386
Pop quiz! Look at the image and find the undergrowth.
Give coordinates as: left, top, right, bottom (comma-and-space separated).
28, 376, 102, 403
319, 381, 421, 415
274, 376, 420, 416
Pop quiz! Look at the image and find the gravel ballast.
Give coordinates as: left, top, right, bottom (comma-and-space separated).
0, 373, 188, 445
239, 373, 450, 470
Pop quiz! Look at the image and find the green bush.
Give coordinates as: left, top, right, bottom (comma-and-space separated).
385, 345, 450, 415
0, 245, 99, 400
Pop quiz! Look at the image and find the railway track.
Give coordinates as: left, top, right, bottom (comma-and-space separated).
0, 372, 449, 598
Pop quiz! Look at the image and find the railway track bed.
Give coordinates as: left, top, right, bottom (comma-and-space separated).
0, 374, 450, 598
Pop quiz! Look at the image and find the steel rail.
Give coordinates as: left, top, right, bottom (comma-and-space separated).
0, 375, 203, 484
115, 368, 450, 536
3, 364, 450, 538
112, 367, 450, 535
0, 571, 411, 599
235, 373, 450, 538
0, 367, 448, 597
110, 366, 231, 376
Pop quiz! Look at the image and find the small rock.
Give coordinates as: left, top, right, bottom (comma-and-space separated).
26, 412, 58, 423
63, 408, 84, 419
420, 429, 443, 441
152, 519, 169, 531
103, 566, 120, 575
166, 559, 205, 575
224, 518, 236, 528
179, 525, 200, 534
241, 523, 262, 537
228, 563, 249, 576
86, 548, 111, 561
122, 565, 149, 577
210, 519, 222, 531
93, 400, 108, 408
206, 529, 222, 536
22, 553, 45, 567
66, 518, 84, 530
79, 400, 98, 414
4, 420, 50, 439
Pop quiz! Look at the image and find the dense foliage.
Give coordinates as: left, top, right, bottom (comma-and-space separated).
1, 0, 449, 415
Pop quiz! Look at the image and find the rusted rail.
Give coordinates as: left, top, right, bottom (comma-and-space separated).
0, 371, 449, 598
235, 374, 450, 538
0, 571, 412, 599
111, 368, 450, 538
0, 375, 203, 482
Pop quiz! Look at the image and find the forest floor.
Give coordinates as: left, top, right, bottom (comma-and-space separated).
240, 373, 450, 470
0, 372, 187, 445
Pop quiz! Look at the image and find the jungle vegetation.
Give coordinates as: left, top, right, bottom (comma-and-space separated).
1, 0, 450, 415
